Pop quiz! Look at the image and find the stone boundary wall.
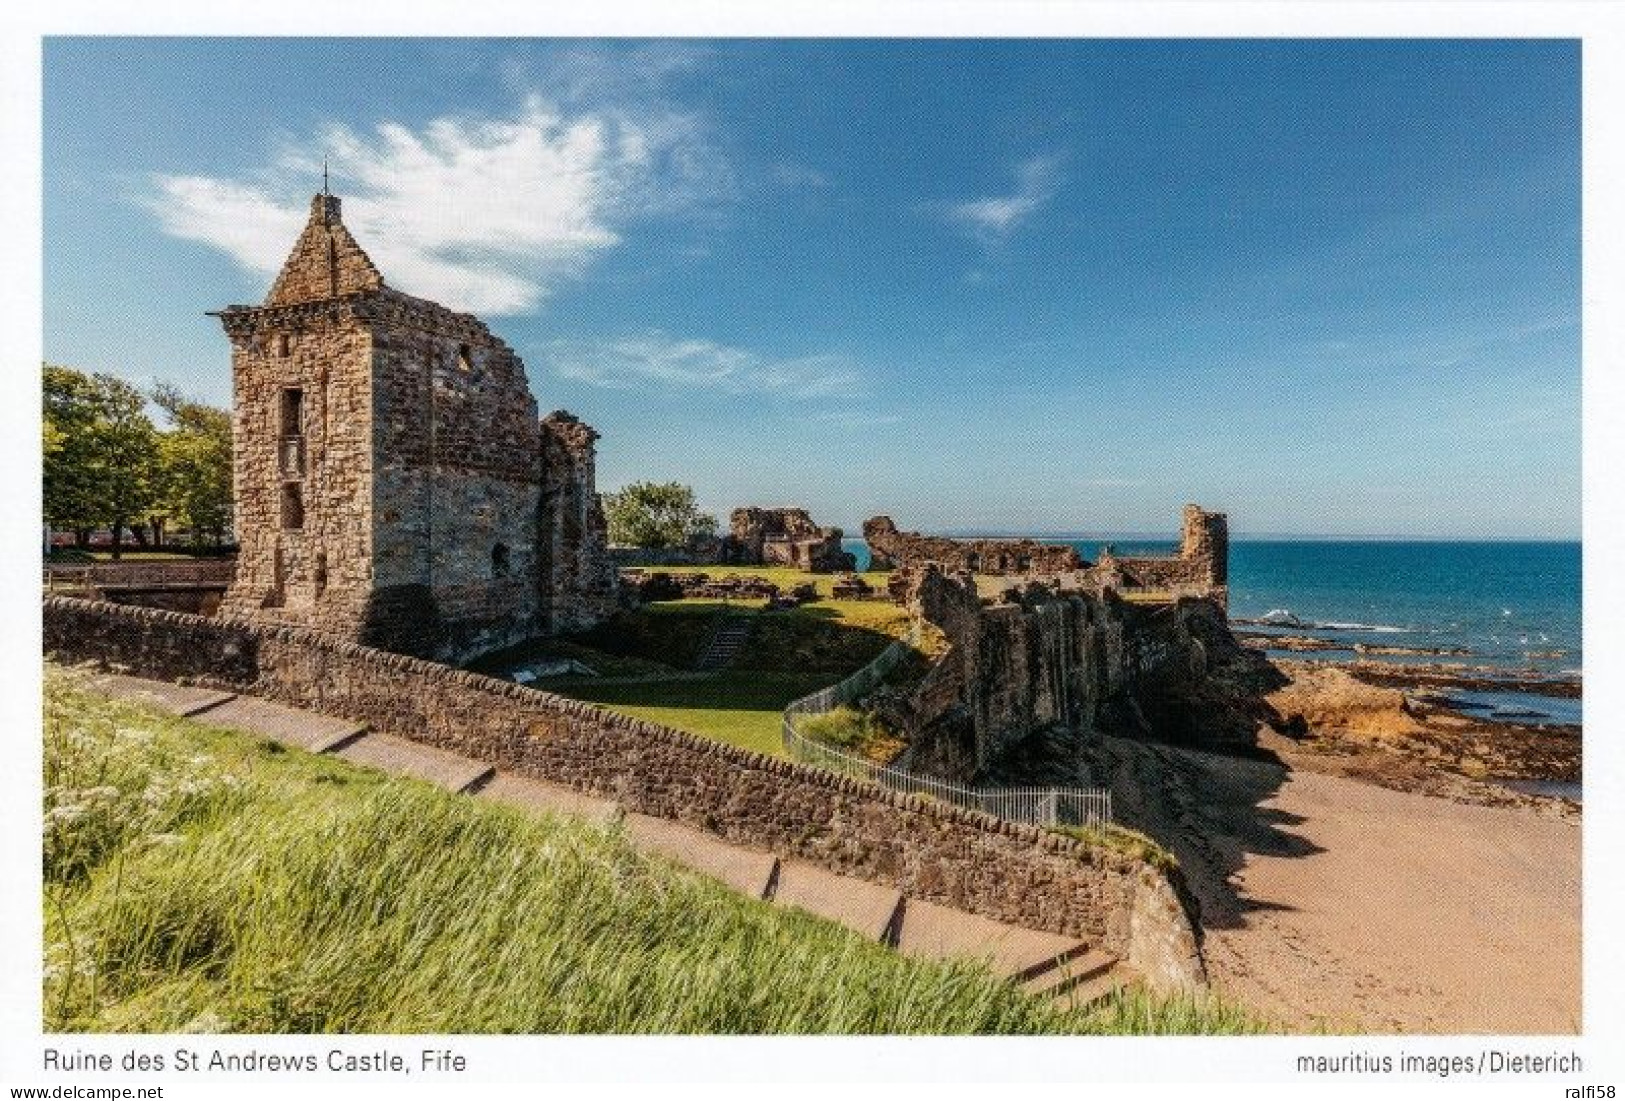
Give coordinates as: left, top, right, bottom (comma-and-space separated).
864, 516, 1082, 576
42, 595, 1204, 992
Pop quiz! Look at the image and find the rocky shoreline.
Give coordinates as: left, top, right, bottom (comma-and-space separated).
1258, 654, 1580, 818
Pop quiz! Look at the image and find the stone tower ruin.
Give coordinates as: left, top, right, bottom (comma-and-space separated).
214, 192, 616, 660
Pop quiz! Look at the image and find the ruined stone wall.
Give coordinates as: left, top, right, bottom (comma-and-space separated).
726, 507, 855, 573
1103, 505, 1228, 607
43, 595, 1202, 991
866, 507, 1228, 606
539, 412, 619, 632
365, 293, 544, 658
862, 517, 1082, 575
904, 570, 1126, 777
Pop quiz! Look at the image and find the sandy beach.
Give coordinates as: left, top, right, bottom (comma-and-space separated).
1162, 742, 1581, 1033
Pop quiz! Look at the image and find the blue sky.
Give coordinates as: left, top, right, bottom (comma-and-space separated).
42, 38, 1581, 537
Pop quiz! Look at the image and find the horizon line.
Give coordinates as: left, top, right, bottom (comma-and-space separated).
835, 531, 1582, 544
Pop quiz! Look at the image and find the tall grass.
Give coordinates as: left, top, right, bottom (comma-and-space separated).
41, 668, 1267, 1034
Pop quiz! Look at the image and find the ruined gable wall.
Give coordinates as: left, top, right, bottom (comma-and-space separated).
539, 412, 618, 633
264, 195, 383, 307
366, 292, 544, 659
1105, 505, 1228, 606
219, 300, 374, 637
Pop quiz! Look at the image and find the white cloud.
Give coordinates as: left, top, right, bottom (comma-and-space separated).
544, 333, 864, 400
808, 409, 903, 429
144, 94, 724, 315
946, 153, 1065, 243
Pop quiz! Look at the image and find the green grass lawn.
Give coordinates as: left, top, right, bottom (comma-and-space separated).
488, 590, 916, 757
41, 668, 1267, 1035
544, 670, 834, 757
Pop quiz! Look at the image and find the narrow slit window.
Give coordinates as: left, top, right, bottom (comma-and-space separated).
457, 343, 474, 372
281, 484, 304, 530
280, 388, 305, 437
277, 333, 291, 357
491, 543, 511, 578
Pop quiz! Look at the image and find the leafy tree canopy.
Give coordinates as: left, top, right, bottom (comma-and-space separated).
603, 481, 716, 550
42, 365, 233, 551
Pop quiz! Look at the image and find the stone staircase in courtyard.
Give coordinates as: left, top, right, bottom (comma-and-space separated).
695, 616, 754, 671
87, 673, 1135, 1011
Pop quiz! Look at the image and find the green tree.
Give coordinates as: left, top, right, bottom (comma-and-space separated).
42, 365, 160, 558
603, 481, 716, 550
43, 366, 101, 547
150, 383, 232, 546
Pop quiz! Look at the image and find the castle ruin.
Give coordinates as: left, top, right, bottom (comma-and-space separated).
722, 507, 855, 573
213, 192, 615, 660
865, 504, 1228, 608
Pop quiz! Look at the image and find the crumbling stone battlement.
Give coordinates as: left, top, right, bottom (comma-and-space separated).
863, 517, 1082, 576
215, 191, 614, 662
864, 505, 1229, 609
725, 507, 855, 573
1099, 505, 1229, 608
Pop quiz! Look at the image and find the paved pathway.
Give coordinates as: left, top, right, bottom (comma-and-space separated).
90, 674, 1130, 1006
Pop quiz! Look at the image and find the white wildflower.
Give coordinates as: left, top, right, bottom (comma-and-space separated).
180, 1010, 227, 1034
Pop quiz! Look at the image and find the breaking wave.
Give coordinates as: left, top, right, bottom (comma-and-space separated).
1245, 609, 1409, 633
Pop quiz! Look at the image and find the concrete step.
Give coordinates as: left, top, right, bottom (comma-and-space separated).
696, 619, 753, 670
187, 694, 366, 752
89, 673, 236, 718
475, 772, 620, 824
894, 897, 1090, 979
624, 814, 779, 899
329, 732, 494, 793
1052, 963, 1136, 1010
771, 859, 903, 942
1018, 946, 1120, 1001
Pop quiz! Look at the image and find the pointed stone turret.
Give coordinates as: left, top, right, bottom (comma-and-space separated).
263, 193, 384, 307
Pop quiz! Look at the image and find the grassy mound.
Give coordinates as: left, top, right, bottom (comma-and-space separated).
42, 670, 1266, 1034
794, 705, 907, 763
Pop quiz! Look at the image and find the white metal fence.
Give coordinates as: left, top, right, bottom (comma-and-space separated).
780, 627, 1112, 828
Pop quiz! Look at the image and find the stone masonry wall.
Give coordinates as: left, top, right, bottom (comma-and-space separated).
865, 507, 1228, 607
899, 566, 1264, 780
863, 517, 1083, 575
904, 569, 1127, 778
725, 507, 855, 573
539, 412, 619, 632
218, 300, 375, 637
1106, 505, 1229, 608
43, 595, 1202, 991
365, 293, 545, 658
